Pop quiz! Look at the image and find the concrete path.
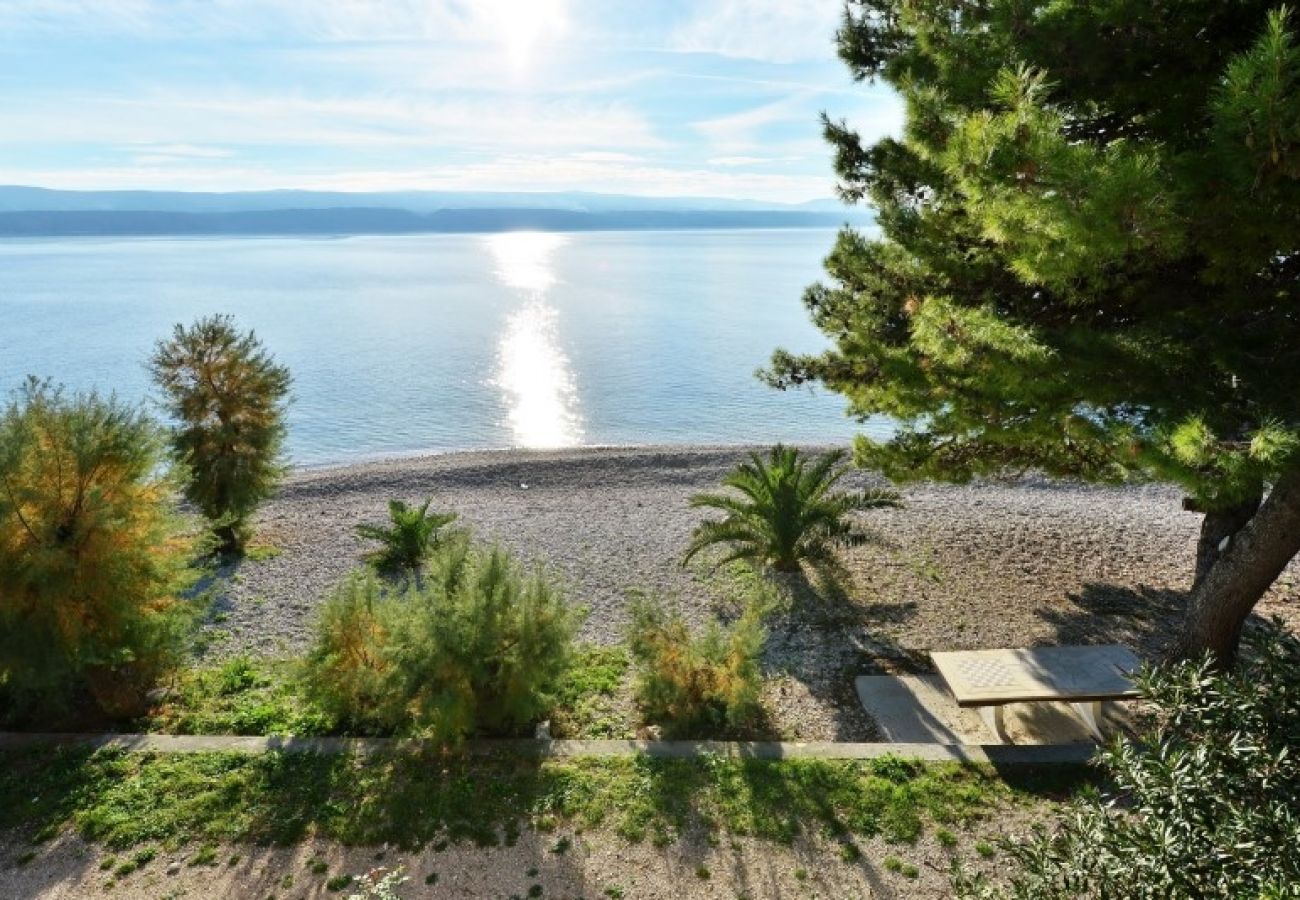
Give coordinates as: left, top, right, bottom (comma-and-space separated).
0, 731, 1096, 766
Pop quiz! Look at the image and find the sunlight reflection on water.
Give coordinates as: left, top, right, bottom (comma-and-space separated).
488, 232, 583, 448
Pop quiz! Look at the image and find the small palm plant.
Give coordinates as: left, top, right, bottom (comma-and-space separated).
356, 499, 458, 574
684, 445, 900, 572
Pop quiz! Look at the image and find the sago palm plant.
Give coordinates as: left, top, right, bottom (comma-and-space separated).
684, 445, 900, 572
356, 498, 458, 574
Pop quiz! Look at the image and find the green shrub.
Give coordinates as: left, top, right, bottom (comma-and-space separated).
684, 445, 899, 572
955, 620, 1300, 899
305, 534, 584, 741
355, 499, 458, 575
625, 594, 766, 737
150, 314, 291, 555
0, 379, 200, 722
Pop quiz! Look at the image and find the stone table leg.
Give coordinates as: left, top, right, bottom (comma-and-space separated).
976, 704, 1011, 743
1070, 700, 1105, 742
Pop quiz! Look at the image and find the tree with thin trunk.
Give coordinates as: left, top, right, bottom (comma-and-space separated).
150, 315, 291, 555
766, 3, 1300, 665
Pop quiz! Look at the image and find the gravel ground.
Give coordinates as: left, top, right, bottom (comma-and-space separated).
204, 444, 1300, 742
1, 819, 1029, 900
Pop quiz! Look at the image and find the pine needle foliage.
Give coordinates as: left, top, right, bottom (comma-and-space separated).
0, 378, 199, 721
767, 2, 1300, 662
304, 534, 584, 742
625, 593, 766, 739
954, 620, 1300, 898
684, 445, 900, 573
150, 314, 291, 555
355, 499, 458, 575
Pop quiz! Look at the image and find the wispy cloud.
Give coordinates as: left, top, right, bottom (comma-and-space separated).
669, 0, 841, 63
3, 92, 665, 152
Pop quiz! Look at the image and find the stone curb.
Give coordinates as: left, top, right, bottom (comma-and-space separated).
0, 732, 1097, 766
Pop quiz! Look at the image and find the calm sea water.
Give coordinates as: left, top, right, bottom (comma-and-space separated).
0, 230, 881, 466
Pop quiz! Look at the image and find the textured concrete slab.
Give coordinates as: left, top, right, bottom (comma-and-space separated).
855, 674, 1130, 746
931, 645, 1140, 705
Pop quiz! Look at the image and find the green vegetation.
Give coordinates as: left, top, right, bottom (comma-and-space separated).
355, 498, 458, 576
0, 378, 200, 722
548, 645, 631, 738
626, 594, 766, 738
150, 314, 291, 555
304, 534, 584, 741
0, 748, 1060, 854
141, 655, 330, 736
769, 2, 1300, 664
956, 622, 1300, 898
684, 445, 899, 573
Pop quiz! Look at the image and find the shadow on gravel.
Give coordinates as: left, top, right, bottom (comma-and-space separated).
758, 568, 886, 741
1041, 583, 1187, 657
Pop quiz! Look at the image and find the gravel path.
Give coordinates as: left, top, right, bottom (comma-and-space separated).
204, 444, 1299, 741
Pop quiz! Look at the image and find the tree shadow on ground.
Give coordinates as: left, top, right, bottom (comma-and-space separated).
1039, 583, 1188, 659
755, 565, 902, 741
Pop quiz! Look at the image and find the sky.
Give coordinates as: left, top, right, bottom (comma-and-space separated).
0, 0, 903, 203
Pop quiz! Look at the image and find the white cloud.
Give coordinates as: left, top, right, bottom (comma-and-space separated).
1, 91, 665, 153
693, 95, 814, 152
670, 0, 841, 63
708, 155, 803, 166
0, 0, 580, 59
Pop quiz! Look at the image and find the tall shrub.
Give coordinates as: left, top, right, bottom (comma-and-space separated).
150, 314, 291, 554
0, 378, 198, 720
305, 534, 584, 741
625, 594, 767, 738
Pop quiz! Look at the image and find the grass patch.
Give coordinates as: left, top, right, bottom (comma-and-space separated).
548, 645, 631, 739
245, 543, 283, 562
141, 656, 332, 737
0, 747, 1082, 856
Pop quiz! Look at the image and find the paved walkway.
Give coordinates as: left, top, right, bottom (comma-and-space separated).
0, 732, 1095, 766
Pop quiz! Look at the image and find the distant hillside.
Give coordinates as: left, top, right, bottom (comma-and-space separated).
0, 187, 872, 236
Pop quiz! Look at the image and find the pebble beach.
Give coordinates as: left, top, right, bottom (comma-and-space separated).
208, 444, 1300, 740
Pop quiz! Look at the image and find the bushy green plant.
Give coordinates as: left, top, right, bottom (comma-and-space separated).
954, 620, 1300, 899
305, 534, 584, 741
355, 499, 457, 575
0, 378, 199, 721
625, 594, 766, 738
684, 445, 899, 572
150, 314, 291, 555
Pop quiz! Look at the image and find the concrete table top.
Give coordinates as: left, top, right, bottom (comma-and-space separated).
931, 645, 1141, 707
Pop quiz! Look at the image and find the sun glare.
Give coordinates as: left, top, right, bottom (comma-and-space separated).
488, 232, 583, 448
484, 0, 568, 69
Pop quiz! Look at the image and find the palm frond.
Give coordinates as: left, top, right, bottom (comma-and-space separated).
684, 445, 901, 572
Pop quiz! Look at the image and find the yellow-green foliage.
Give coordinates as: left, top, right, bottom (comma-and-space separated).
626, 594, 766, 738
304, 534, 584, 741
0, 379, 199, 721
150, 315, 291, 554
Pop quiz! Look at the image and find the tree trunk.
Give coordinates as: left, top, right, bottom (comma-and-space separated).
1177, 467, 1300, 667
1191, 489, 1263, 588
214, 522, 242, 557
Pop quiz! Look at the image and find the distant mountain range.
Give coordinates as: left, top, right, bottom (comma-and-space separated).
0, 187, 871, 237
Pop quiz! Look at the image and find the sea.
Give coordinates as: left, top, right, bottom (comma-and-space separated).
0, 229, 886, 466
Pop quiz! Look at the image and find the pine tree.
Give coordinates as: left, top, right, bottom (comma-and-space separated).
150, 315, 291, 555
768, 2, 1300, 665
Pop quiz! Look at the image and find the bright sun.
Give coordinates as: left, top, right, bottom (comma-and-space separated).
485, 0, 568, 69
